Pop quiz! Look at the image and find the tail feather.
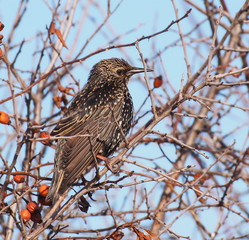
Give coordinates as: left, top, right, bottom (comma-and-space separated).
46, 169, 65, 204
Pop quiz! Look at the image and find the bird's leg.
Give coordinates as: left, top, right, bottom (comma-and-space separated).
80, 175, 88, 186
96, 154, 119, 174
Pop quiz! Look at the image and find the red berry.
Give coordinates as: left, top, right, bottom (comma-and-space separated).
20, 209, 31, 222
27, 201, 39, 213
39, 131, 51, 145
13, 171, 26, 183
38, 184, 49, 197
153, 75, 163, 88
0, 112, 11, 125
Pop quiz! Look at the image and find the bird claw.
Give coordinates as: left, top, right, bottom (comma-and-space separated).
96, 154, 119, 174
80, 175, 88, 186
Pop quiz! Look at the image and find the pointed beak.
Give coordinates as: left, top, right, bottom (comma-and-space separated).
128, 67, 153, 75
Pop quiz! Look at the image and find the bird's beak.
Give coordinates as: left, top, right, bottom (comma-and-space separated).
128, 67, 153, 75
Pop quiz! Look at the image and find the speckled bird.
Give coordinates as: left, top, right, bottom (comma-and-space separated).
46, 58, 152, 203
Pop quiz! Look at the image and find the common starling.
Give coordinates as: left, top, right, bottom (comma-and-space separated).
46, 58, 152, 203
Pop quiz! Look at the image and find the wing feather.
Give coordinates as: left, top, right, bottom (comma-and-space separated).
50, 100, 124, 195
46, 83, 133, 202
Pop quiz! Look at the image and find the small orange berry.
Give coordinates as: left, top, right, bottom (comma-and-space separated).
153, 75, 163, 88
39, 131, 51, 145
0, 22, 4, 31
27, 201, 39, 213
38, 184, 49, 197
13, 171, 26, 183
30, 121, 40, 133
20, 209, 31, 222
0, 112, 11, 125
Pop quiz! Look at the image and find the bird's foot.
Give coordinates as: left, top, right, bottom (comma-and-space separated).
96, 154, 119, 174
80, 175, 88, 186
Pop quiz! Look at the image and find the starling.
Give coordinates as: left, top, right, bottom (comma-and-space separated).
46, 58, 152, 203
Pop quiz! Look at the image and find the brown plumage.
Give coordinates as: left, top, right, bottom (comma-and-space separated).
46, 58, 152, 203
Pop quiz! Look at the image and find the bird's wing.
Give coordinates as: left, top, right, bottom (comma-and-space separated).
50, 99, 124, 195
51, 83, 124, 137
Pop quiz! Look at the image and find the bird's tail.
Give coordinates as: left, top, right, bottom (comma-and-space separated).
46, 169, 65, 204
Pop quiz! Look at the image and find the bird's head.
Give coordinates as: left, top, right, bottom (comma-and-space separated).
87, 58, 153, 86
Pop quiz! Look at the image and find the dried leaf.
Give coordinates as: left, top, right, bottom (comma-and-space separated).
55, 28, 68, 48
133, 227, 152, 240
193, 173, 209, 184
109, 230, 124, 240
58, 84, 74, 96
58, 84, 65, 92
49, 21, 55, 34
143, 229, 160, 239
53, 96, 62, 108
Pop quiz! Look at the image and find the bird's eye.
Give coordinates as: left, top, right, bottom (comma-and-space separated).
116, 69, 125, 75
